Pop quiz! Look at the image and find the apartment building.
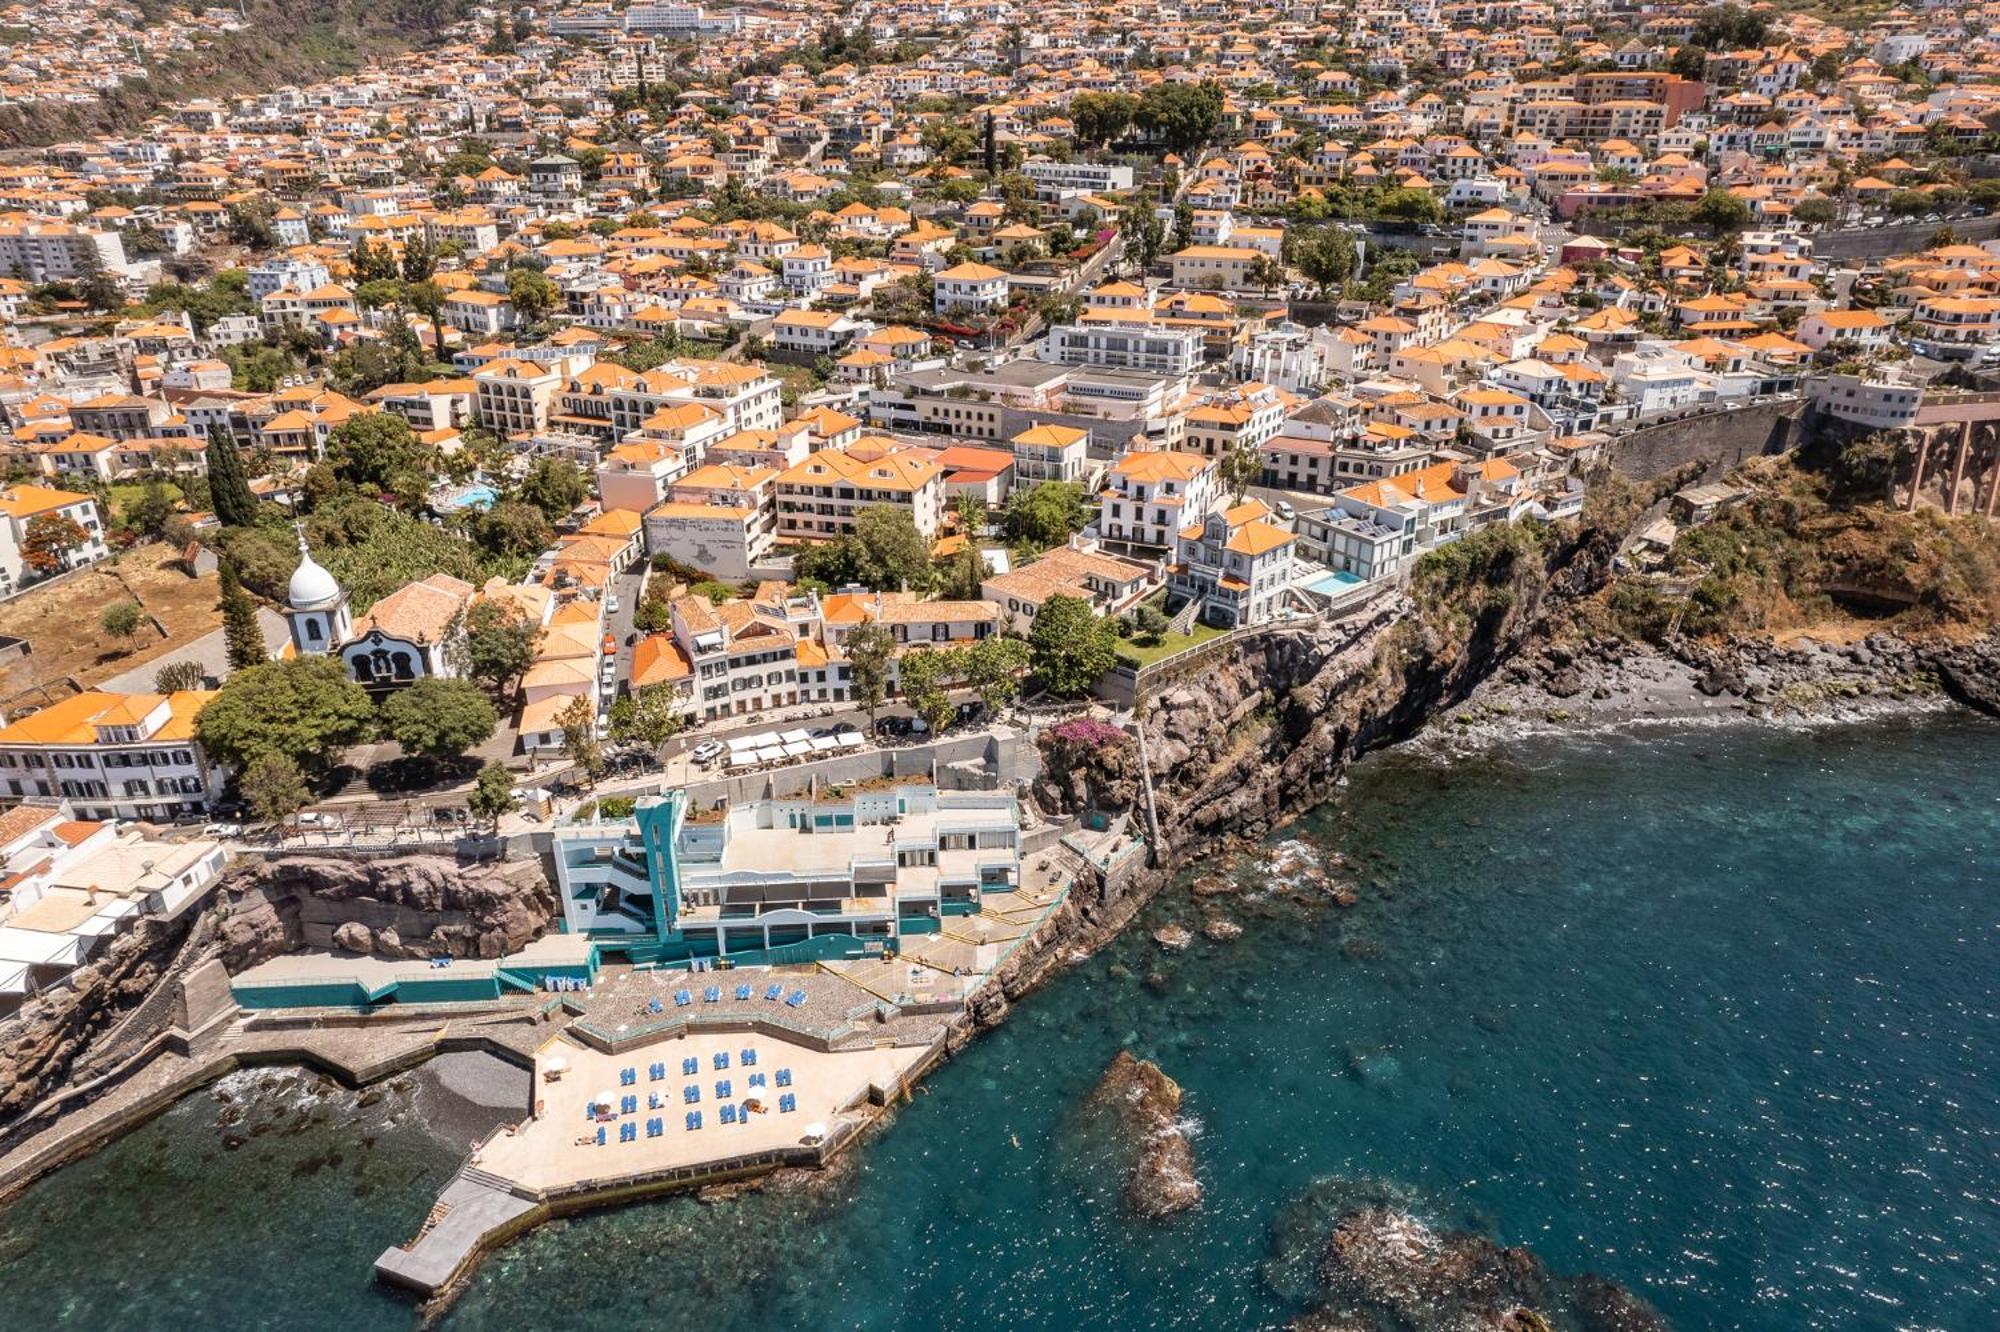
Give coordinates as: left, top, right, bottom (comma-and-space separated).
1009, 422, 1091, 488
0, 484, 108, 595
1168, 499, 1298, 628
1098, 449, 1220, 556
473, 358, 565, 435
773, 446, 945, 544
0, 691, 224, 823
1045, 323, 1205, 377
670, 594, 802, 721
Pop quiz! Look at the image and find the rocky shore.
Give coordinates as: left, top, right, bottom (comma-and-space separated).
1435, 628, 2000, 745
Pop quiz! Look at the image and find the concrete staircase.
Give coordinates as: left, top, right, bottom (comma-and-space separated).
1167, 595, 1204, 637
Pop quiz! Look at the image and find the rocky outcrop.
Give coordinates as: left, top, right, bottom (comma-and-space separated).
215, 855, 558, 971
1293, 1207, 1666, 1332
0, 915, 192, 1122
1081, 1050, 1202, 1220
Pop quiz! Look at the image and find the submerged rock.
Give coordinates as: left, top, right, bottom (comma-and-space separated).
1202, 917, 1244, 942
1152, 924, 1194, 952
1080, 1051, 1203, 1220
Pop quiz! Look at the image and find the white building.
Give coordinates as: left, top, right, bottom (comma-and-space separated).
1098, 449, 1219, 555
1045, 323, 1204, 376
0, 690, 227, 823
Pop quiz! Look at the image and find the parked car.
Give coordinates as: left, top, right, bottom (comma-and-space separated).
606, 594, 621, 614
691, 739, 726, 765
201, 822, 242, 838
296, 811, 332, 827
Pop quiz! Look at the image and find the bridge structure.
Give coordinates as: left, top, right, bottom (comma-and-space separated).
1902, 393, 2000, 517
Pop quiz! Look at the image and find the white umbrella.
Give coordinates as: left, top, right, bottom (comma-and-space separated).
726, 735, 759, 755
593, 1088, 617, 1108
809, 735, 839, 752
545, 1054, 568, 1073
802, 1121, 828, 1145
836, 733, 864, 750
756, 746, 785, 763
783, 741, 812, 757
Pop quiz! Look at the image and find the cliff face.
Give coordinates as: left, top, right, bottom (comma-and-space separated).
970, 523, 1621, 1037
216, 854, 559, 972
0, 915, 193, 1122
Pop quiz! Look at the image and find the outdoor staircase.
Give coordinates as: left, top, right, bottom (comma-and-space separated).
1167, 594, 1205, 637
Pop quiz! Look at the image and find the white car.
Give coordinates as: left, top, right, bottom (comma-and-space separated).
201, 822, 242, 838
606, 594, 620, 614
691, 740, 725, 765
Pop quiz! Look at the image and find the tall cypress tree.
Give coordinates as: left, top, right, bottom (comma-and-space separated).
219, 564, 267, 672
206, 425, 258, 528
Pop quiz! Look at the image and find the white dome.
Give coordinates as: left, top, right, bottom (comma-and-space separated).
288, 547, 342, 610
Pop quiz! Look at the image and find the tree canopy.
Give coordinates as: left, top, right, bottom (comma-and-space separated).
195, 656, 375, 772
1028, 595, 1118, 697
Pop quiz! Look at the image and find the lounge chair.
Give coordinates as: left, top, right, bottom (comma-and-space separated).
775, 1068, 792, 1087
735, 983, 752, 1000
686, 1111, 701, 1131
741, 1048, 757, 1066
682, 1057, 699, 1075
778, 1093, 796, 1113
683, 1085, 700, 1103
713, 1051, 730, 1070
703, 985, 721, 1003
595, 1126, 606, 1145
785, 989, 807, 1007
716, 1079, 732, 1099
749, 1072, 766, 1088
674, 990, 692, 1007
765, 983, 784, 1001
620, 1095, 637, 1115
619, 1122, 636, 1143
719, 1104, 737, 1125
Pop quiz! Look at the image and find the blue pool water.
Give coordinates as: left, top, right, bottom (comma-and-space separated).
3, 715, 1997, 1329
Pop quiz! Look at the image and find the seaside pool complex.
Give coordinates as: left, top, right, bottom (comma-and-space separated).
550, 783, 1023, 965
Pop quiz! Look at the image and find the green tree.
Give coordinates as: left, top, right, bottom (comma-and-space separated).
1029, 594, 1117, 696
467, 760, 517, 827
1221, 438, 1263, 502
206, 426, 260, 527
219, 564, 267, 672
557, 694, 605, 786
379, 676, 498, 760
194, 656, 375, 772
516, 457, 587, 521
241, 751, 310, 824
606, 683, 683, 757
474, 500, 554, 560
1135, 80, 1224, 155
506, 265, 558, 324
1070, 91, 1140, 148
897, 646, 957, 736
845, 620, 897, 733
1120, 202, 1165, 272
460, 599, 540, 700
1002, 480, 1089, 551
1694, 188, 1752, 232
853, 504, 935, 591
1288, 223, 1358, 299
100, 600, 145, 649
325, 413, 434, 496
964, 635, 1030, 713
121, 479, 176, 537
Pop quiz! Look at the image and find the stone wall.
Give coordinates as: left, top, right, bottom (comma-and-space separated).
1608, 401, 1801, 481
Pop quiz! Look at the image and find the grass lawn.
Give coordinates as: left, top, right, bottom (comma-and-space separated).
1115, 619, 1228, 668
108, 481, 184, 521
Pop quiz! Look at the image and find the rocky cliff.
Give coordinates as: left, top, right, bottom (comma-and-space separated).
0, 915, 193, 1122
216, 854, 558, 971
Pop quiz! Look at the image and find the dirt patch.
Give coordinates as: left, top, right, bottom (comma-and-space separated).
0, 543, 222, 700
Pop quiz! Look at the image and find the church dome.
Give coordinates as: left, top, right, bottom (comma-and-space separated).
288, 540, 343, 611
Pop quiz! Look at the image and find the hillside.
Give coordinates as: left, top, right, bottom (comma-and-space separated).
0, 0, 470, 148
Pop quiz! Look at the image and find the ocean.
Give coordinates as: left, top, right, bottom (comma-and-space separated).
2, 715, 1996, 1330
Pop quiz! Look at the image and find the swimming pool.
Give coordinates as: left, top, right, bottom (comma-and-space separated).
1302, 570, 1365, 597
436, 484, 499, 512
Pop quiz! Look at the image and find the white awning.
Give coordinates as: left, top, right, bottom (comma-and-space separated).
779, 728, 812, 744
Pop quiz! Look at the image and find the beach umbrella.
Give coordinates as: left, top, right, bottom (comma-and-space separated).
594, 1088, 617, 1108
545, 1054, 568, 1074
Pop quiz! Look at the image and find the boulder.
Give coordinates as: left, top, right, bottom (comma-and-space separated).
332, 922, 374, 955
1201, 917, 1243, 942
1081, 1051, 1202, 1220
1152, 924, 1193, 952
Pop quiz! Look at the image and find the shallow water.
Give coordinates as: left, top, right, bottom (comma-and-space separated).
4, 716, 1997, 1330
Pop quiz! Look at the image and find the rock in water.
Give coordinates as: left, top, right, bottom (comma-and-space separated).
1081, 1050, 1203, 1220
1152, 924, 1193, 952
1202, 917, 1243, 942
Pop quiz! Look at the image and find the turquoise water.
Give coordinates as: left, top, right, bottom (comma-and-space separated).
3, 716, 1998, 1329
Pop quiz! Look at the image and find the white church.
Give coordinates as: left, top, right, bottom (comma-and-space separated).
282, 534, 478, 693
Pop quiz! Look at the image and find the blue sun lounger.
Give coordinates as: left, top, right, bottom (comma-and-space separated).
719, 1104, 737, 1125
647, 997, 664, 1014
735, 983, 752, 1000
685, 1111, 702, 1131
774, 1068, 793, 1087
682, 1056, 699, 1075
778, 1093, 796, 1113
713, 1050, 730, 1070
646, 1118, 663, 1139
764, 983, 784, 1001
748, 1072, 766, 1088
619, 1067, 636, 1086
674, 989, 692, 1007
703, 985, 721, 1003
785, 989, 807, 1007
648, 1062, 665, 1081
619, 1122, 636, 1143
683, 1084, 700, 1103
716, 1079, 732, 1099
